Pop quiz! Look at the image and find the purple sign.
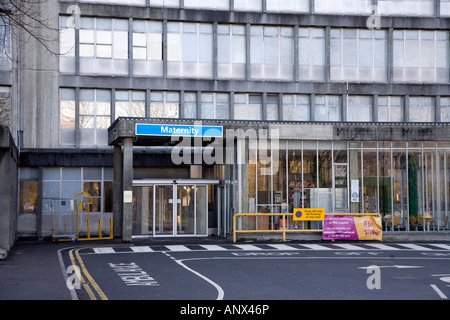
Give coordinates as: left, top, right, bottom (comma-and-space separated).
323, 215, 359, 241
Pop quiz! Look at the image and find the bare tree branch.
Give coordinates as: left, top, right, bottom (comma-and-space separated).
0, 0, 60, 56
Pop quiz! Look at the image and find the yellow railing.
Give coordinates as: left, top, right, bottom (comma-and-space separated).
233, 213, 383, 243
233, 213, 322, 243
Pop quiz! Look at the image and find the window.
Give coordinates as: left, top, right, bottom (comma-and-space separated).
115, 90, 146, 119
59, 16, 75, 73
150, 91, 180, 118
378, 96, 404, 122
79, 89, 111, 146
78, 0, 146, 5
201, 93, 230, 120
217, 24, 246, 80
347, 96, 373, 122
19, 169, 38, 214
150, 0, 180, 7
298, 28, 326, 81
267, 95, 279, 121
133, 20, 163, 77
283, 95, 310, 121
442, 0, 450, 17
60, 88, 76, 146
184, 0, 229, 10
378, 0, 434, 17
184, 92, 197, 119
234, 0, 262, 12
79, 17, 129, 75
330, 28, 387, 82
41, 167, 113, 236
314, 0, 373, 15
266, 0, 309, 13
167, 22, 213, 79
393, 30, 450, 83
441, 97, 450, 122
234, 94, 262, 120
409, 97, 435, 122
314, 95, 342, 122
251, 26, 294, 81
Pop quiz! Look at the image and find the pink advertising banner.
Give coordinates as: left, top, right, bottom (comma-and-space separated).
323, 215, 383, 241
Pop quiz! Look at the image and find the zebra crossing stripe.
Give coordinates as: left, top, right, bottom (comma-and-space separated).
267, 244, 299, 251
233, 244, 264, 251
398, 244, 434, 251
131, 246, 153, 253
93, 247, 115, 254
300, 244, 333, 250
364, 243, 401, 250
429, 244, 450, 250
200, 245, 228, 251
332, 244, 368, 250
165, 245, 191, 252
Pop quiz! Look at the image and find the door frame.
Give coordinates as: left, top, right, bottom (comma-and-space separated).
133, 180, 220, 237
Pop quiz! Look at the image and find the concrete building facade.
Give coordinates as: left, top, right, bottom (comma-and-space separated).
0, 0, 449, 249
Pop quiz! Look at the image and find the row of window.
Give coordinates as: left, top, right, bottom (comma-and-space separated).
60, 17, 450, 83
69, 0, 450, 17
60, 88, 450, 147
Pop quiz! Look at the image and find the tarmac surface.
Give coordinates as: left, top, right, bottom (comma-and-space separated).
0, 237, 233, 300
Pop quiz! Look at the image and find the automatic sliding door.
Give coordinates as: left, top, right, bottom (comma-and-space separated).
155, 185, 174, 235
177, 186, 195, 235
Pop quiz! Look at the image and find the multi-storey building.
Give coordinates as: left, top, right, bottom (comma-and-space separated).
0, 0, 449, 249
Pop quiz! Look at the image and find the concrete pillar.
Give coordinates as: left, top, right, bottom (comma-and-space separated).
113, 145, 123, 238
122, 138, 134, 242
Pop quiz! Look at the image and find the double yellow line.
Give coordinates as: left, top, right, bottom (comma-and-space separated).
69, 248, 108, 300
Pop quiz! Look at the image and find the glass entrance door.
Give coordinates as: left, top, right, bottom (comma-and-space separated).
155, 185, 174, 236
133, 183, 209, 237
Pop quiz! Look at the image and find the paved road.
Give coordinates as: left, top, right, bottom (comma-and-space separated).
57, 242, 450, 302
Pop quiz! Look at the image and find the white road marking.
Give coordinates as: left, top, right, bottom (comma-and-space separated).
165, 245, 191, 252
267, 244, 298, 251
93, 247, 115, 254
398, 244, 434, 251
233, 244, 264, 251
364, 243, 401, 250
430, 284, 448, 299
332, 244, 368, 250
131, 246, 153, 253
200, 245, 228, 251
300, 244, 333, 250
429, 244, 450, 250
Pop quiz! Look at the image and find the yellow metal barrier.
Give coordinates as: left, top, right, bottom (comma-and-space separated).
53, 192, 113, 242
233, 213, 382, 243
233, 213, 322, 243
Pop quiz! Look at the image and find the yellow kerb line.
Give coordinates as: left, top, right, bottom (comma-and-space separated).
69, 248, 108, 300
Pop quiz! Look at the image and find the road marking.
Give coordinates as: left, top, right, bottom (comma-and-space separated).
300, 244, 333, 250
233, 244, 264, 251
364, 243, 401, 250
267, 244, 298, 251
200, 245, 228, 251
175, 259, 224, 300
131, 246, 153, 253
429, 244, 450, 250
93, 247, 115, 254
430, 284, 448, 299
166, 245, 191, 252
398, 244, 434, 251
333, 244, 368, 250
70, 248, 108, 300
